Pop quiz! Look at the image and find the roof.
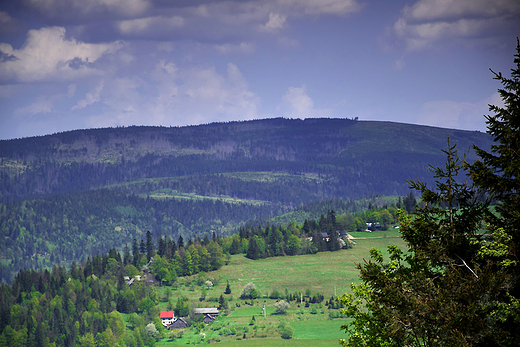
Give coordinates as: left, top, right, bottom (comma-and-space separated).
194, 308, 219, 314
160, 311, 175, 319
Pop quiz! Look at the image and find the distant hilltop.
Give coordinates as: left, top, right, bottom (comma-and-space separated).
0, 118, 491, 202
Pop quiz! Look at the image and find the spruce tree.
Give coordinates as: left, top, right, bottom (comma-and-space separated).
338, 38, 520, 347
467, 37, 520, 345
146, 230, 154, 261
246, 236, 260, 260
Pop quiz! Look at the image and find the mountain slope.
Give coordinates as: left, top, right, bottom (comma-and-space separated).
0, 118, 490, 201
0, 118, 492, 282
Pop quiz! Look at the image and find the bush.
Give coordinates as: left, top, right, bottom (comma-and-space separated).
281, 326, 294, 339
274, 300, 290, 315
240, 282, 258, 299
269, 289, 281, 299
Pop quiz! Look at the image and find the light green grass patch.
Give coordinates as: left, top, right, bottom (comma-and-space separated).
291, 319, 347, 340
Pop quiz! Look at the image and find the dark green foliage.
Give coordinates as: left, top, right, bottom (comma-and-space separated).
246, 236, 262, 260
0, 118, 492, 281
339, 141, 493, 346
402, 191, 417, 213
339, 40, 520, 346
0, 251, 154, 347
0, 119, 491, 203
467, 38, 520, 345
0, 188, 272, 283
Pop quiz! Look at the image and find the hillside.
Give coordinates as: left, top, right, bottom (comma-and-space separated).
0, 118, 492, 282
0, 118, 490, 201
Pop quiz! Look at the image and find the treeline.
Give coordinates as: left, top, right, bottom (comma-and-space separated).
215, 202, 406, 262
0, 189, 279, 284
1, 252, 161, 347
1, 152, 434, 204
132, 231, 225, 283
0, 180, 410, 284
0, 230, 227, 347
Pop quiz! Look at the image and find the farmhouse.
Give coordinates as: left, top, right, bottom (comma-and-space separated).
160, 311, 175, 327
168, 317, 188, 330
194, 308, 219, 322
193, 307, 219, 317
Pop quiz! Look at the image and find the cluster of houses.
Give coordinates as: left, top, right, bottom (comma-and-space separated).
160, 308, 219, 330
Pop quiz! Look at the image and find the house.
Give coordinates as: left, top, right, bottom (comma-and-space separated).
203, 314, 215, 323
193, 308, 219, 323
319, 231, 344, 240
168, 317, 188, 330
193, 308, 219, 317
160, 311, 175, 328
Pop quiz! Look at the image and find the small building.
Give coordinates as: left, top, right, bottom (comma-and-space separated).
160, 311, 175, 328
193, 308, 219, 317
194, 307, 219, 323
168, 317, 188, 330
203, 314, 215, 323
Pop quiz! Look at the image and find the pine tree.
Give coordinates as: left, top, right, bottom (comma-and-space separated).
339, 141, 492, 346
467, 38, 520, 345
339, 39, 520, 347
246, 236, 260, 260
146, 230, 154, 261
132, 238, 139, 268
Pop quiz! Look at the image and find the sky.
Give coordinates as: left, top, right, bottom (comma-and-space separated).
0, 0, 519, 140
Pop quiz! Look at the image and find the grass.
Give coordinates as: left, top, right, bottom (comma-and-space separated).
152, 235, 407, 346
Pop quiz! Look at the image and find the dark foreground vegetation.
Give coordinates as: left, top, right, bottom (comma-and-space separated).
338, 39, 520, 347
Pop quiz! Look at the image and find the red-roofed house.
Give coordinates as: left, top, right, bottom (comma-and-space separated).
160, 311, 175, 327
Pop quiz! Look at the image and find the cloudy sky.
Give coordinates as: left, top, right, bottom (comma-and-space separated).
0, 0, 518, 140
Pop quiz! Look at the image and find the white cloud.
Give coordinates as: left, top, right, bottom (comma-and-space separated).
67, 84, 76, 98
417, 92, 503, 131
214, 42, 255, 55
279, 85, 332, 118
277, 36, 300, 49
0, 26, 121, 83
262, 13, 287, 31
117, 15, 184, 35
281, 86, 313, 117
157, 42, 174, 52
15, 98, 54, 116
391, 0, 520, 51
85, 61, 260, 129
23, 0, 150, 18
277, 0, 362, 16
72, 82, 104, 110
0, 10, 22, 35
402, 0, 520, 21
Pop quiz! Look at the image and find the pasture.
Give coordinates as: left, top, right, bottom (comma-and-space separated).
154, 232, 407, 345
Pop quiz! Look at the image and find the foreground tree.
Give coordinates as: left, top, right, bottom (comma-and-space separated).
467, 37, 520, 343
339, 39, 520, 346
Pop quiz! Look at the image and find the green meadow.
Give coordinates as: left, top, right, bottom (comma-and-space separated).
153, 230, 407, 346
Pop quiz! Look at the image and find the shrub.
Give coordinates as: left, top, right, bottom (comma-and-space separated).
281, 326, 294, 339
274, 300, 290, 315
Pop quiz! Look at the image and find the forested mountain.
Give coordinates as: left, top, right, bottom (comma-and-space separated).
0, 118, 490, 202
0, 118, 492, 283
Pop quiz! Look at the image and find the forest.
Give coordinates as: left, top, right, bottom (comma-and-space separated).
0, 207, 382, 346
0, 118, 490, 284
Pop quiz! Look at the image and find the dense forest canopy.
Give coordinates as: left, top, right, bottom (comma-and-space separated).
0, 119, 491, 283
0, 119, 491, 202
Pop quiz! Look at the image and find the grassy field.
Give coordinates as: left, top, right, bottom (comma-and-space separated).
151, 233, 407, 346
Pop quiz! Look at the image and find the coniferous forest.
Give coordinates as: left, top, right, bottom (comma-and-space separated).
0, 119, 491, 283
